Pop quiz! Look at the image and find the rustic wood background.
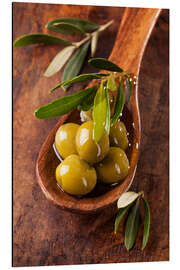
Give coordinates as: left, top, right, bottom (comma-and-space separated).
13, 3, 169, 267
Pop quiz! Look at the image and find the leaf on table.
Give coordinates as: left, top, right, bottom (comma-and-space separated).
91, 31, 99, 57
51, 22, 85, 35
93, 81, 107, 142
114, 205, 130, 234
105, 87, 111, 135
13, 33, 72, 47
34, 86, 96, 119
88, 58, 123, 72
117, 192, 139, 209
125, 77, 133, 104
50, 73, 108, 92
62, 41, 90, 90
142, 197, 150, 250
46, 18, 100, 34
111, 81, 125, 124
125, 198, 140, 251
107, 73, 117, 91
44, 45, 76, 77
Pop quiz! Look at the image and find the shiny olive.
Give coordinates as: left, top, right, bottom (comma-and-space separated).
56, 154, 97, 195
96, 147, 129, 184
76, 120, 109, 164
55, 123, 80, 159
109, 121, 129, 150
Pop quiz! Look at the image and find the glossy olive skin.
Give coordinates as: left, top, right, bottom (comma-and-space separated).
76, 120, 110, 164
56, 154, 97, 195
96, 147, 129, 184
109, 121, 129, 150
55, 123, 80, 159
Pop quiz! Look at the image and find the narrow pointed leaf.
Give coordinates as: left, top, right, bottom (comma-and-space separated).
77, 86, 97, 111
13, 33, 71, 47
62, 41, 90, 90
105, 87, 111, 134
44, 45, 76, 77
125, 77, 133, 104
52, 22, 85, 35
46, 18, 99, 33
107, 73, 117, 91
34, 86, 96, 119
111, 81, 125, 124
117, 192, 139, 209
88, 58, 123, 72
91, 31, 99, 57
93, 81, 107, 142
142, 198, 150, 250
114, 205, 130, 234
125, 198, 140, 251
50, 73, 108, 93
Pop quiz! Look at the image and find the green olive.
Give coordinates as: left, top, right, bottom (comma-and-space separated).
109, 121, 129, 150
55, 123, 80, 159
56, 154, 97, 195
76, 120, 109, 164
96, 147, 129, 184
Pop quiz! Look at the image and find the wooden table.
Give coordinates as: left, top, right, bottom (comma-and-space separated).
13, 3, 169, 266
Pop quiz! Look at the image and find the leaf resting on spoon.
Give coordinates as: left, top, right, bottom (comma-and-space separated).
88, 58, 123, 72
50, 73, 108, 92
34, 86, 96, 119
93, 81, 107, 142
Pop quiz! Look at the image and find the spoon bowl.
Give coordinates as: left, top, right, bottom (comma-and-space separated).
36, 7, 161, 213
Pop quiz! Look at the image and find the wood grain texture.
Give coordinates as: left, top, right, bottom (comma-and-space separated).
36, 8, 160, 214
13, 3, 169, 266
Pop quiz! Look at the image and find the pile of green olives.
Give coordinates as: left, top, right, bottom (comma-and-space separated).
55, 115, 130, 196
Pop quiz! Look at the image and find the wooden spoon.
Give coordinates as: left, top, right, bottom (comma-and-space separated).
36, 7, 161, 214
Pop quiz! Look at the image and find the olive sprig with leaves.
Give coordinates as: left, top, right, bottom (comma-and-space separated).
13, 17, 114, 90
114, 191, 150, 251
34, 58, 135, 143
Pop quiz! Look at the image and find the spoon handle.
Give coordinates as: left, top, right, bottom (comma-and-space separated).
109, 7, 161, 75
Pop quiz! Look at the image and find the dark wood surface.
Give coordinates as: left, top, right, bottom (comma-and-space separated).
13, 3, 169, 266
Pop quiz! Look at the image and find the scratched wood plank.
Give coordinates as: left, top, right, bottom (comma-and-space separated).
13, 2, 169, 266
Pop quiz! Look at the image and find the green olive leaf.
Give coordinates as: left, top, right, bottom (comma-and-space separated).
46, 18, 99, 33
62, 41, 90, 90
77, 86, 97, 111
114, 205, 130, 234
142, 197, 150, 250
105, 87, 111, 135
117, 192, 139, 209
88, 58, 123, 72
111, 81, 125, 124
13, 33, 72, 47
93, 81, 107, 142
51, 22, 85, 35
50, 73, 108, 93
91, 31, 99, 57
44, 45, 76, 77
107, 73, 117, 91
125, 77, 133, 104
125, 198, 140, 251
34, 86, 96, 119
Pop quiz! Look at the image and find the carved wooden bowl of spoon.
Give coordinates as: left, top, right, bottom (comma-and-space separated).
36, 8, 161, 214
